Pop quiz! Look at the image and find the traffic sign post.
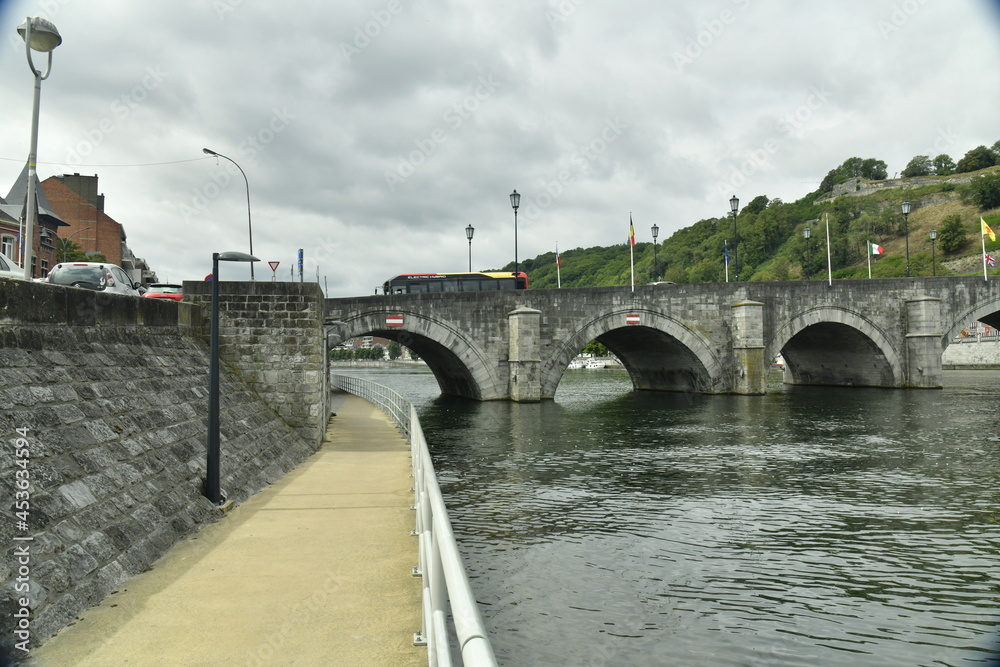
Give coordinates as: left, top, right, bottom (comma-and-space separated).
268, 261, 280, 282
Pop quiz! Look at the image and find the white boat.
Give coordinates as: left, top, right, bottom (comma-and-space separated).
586, 359, 605, 369
567, 359, 585, 370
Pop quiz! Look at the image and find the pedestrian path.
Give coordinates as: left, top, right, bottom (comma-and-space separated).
31, 392, 424, 667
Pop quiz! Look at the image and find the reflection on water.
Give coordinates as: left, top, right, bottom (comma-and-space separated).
343, 368, 1000, 666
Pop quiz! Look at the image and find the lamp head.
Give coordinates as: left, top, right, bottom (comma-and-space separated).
651, 224, 659, 240
930, 229, 937, 240
216, 251, 259, 262
203, 148, 218, 156
901, 200, 912, 215
729, 195, 739, 214
509, 190, 520, 211
803, 227, 811, 239
466, 224, 475, 241
17, 17, 62, 52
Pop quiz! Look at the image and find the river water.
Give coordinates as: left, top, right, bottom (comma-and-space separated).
342, 367, 1000, 666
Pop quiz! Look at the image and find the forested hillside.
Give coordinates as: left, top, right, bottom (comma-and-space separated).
492, 148, 1000, 289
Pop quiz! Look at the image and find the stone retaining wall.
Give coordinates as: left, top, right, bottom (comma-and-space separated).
0, 279, 321, 657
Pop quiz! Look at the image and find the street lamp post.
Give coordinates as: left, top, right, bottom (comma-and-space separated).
902, 200, 912, 277
56, 226, 92, 262
17, 17, 62, 281
465, 224, 475, 272
803, 226, 811, 280
203, 148, 255, 280
509, 190, 520, 286
205, 250, 259, 505
651, 224, 659, 281
729, 195, 740, 280
929, 228, 937, 276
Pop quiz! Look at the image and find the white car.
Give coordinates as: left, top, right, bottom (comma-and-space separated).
0, 254, 25, 280
45, 262, 143, 296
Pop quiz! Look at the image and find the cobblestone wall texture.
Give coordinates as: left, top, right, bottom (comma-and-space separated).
0, 280, 319, 656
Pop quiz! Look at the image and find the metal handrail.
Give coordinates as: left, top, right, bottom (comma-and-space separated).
330, 374, 497, 667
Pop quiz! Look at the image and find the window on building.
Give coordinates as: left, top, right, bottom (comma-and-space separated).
0, 235, 14, 260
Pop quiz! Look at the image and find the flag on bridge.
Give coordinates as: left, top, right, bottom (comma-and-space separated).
628, 216, 636, 247
629, 214, 636, 291
987, 253, 997, 268
868, 241, 884, 255
723, 240, 730, 282
982, 217, 996, 242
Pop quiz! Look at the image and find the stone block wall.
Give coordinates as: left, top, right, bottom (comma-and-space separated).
184, 281, 328, 447
0, 279, 320, 657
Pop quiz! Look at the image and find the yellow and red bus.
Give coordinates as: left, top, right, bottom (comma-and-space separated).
383, 271, 529, 294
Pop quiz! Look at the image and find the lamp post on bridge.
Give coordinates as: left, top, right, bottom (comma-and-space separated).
929, 228, 937, 277
205, 250, 259, 505
17, 16, 62, 280
803, 226, 811, 280
465, 224, 474, 272
902, 200, 912, 277
729, 195, 740, 280
510, 190, 520, 285
203, 147, 255, 280
651, 223, 659, 281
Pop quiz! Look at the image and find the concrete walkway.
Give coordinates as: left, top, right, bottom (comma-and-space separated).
31, 392, 425, 667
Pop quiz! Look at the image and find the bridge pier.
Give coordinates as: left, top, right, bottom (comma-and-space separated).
508, 306, 542, 402
731, 300, 767, 395
905, 297, 944, 388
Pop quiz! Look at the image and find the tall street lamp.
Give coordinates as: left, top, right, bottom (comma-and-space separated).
203, 148, 255, 280
929, 228, 937, 277
803, 226, 811, 280
651, 223, 659, 281
17, 17, 62, 280
56, 225, 92, 262
509, 190, 520, 285
465, 224, 475, 272
205, 250, 259, 505
729, 195, 740, 280
902, 200, 912, 277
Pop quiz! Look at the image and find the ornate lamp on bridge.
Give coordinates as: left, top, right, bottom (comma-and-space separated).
929, 228, 937, 277
17, 16, 62, 280
205, 250, 259, 505
729, 195, 740, 280
651, 223, 659, 281
803, 226, 811, 280
465, 223, 475, 272
902, 200, 912, 277
510, 190, 520, 283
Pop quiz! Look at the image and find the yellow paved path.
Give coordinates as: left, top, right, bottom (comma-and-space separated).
31, 393, 425, 667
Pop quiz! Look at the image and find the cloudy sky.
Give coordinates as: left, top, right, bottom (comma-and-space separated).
1, 0, 999, 294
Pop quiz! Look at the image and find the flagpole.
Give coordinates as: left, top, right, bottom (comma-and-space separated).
983, 230, 988, 282
826, 213, 832, 287
867, 241, 872, 279
556, 242, 561, 289
629, 213, 635, 292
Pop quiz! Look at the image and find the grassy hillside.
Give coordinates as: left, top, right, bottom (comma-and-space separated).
491, 172, 1000, 289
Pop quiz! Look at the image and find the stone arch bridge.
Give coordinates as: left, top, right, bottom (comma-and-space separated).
325, 277, 1000, 402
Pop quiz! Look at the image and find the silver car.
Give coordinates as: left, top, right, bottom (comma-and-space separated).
45, 262, 143, 296
0, 254, 25, 281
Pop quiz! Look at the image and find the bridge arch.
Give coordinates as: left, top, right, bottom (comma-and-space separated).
943, 295, 1000, 345
540, 309, 726, 398
768, 306, 904, 388
338, 310, 505, 400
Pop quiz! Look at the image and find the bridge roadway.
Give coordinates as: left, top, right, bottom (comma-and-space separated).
325, 277, 1000, 402
30, 393, 424, 666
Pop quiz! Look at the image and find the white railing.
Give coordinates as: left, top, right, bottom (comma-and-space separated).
330, 375, 497, 667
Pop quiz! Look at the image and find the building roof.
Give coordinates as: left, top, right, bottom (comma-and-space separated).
5, 162, 69, 227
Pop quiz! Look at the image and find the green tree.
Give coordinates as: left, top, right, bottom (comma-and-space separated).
956, 145, 996, 173
387, 340, 402, 360
932, 154, 956, 176
581, 340, 609, 356
901, 155, 932, 178
861, 158, 888, 180
937, 214, 967, 254
970, 172, 1000, 210
742, 195, 769, 216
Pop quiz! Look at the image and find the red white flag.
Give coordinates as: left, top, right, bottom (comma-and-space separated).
386, 315, 404, 327
626, 313, 640, 325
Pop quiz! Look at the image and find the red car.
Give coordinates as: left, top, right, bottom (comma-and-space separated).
143, 283, 183, 301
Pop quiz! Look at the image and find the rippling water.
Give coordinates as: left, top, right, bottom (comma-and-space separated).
343, 368, 1000, 666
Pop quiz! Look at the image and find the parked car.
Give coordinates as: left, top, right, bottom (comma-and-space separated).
0, 254, 26, 280
45, 262, 143, 296
143, 283, 183, 301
